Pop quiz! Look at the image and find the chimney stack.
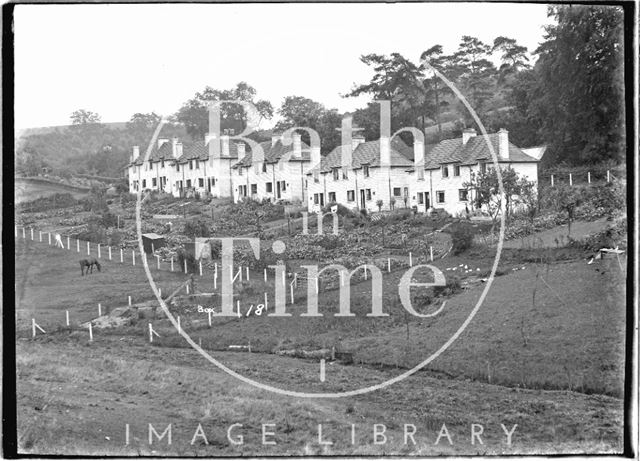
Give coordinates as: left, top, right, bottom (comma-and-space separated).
292, 133, 302, 157
236, 142, 246, 159
132, 146, 140, 161
462, 128, 477, 145
171, 137, 179, 158
352, 134, 365, 151
413, 139, 425, 169
379, 136, 391, 167
175, 142, 183, 159
158, 138, 169, 149
311, 145, 321, 167
498, 128, 509, 159
221, 135, 230, 157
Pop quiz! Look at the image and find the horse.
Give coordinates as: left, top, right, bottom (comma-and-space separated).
79, 257, 101, 276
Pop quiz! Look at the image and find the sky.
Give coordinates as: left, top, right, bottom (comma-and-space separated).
14, 3, 551, 130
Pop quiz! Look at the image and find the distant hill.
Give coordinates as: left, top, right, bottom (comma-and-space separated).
16, 122, 129, 139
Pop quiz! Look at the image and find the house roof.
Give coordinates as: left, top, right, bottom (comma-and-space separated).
307, 138, 414, 175
129, 141, 176, 166
421, 133, 539, 170
232, 138, 311, 169
177, 140, 242, 163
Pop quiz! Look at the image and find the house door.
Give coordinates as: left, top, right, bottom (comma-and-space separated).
276, 181, 281, 199
360, 190, 366, 209
424, 192, 430, 211
319, 193, 325, 207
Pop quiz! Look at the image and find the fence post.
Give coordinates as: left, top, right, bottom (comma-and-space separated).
65, 310, 70, 326
199, 260, 203, 276
551, 175, 554, 187
587, 171, 591, 184
184, 259, 188, 274
67, 236, 70, 250
208, 311, 212, 327
264, 268, 267, 282
156, 255, 160, 270
98, 303, 102, 317
569, 173, 573, 186
120, 248, 124, 263
409, 252, 413, 267
364, 264, 367, 280
39, 230, 42, 242
77, 239, 80, 252
290, 284, 294, 304
387, 258, 391, 273
171, 257, 174, 271
88, 323, 93, 342
607, 170, 610, 182
98, 244, 101, 258
430, 246, 434, 262
48, 233, 51, 245
87, 241, 90, 254
132, 250, 136, 266
31, 228, 34, 240
246, 266, 250, 281
108, 246, 112, 260
264, 293, 268, 311
128, 295, 132, 306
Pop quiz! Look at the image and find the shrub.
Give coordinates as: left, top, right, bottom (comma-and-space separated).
434, 277, 461, 297
183, 218, 211, 238
451, 226, 474, 255
19, 193, 77, 212
176, 248, 197, 273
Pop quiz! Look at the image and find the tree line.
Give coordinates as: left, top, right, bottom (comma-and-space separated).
16, 5, 625, 179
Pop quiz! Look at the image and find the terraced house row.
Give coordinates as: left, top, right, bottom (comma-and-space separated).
126, 128, 543, 216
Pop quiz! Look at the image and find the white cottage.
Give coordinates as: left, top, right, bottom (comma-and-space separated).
408, 128, 540, 216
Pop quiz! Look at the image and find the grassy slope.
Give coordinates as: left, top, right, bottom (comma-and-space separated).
17, 336, 623, 455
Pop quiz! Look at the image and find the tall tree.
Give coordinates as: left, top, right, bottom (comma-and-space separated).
533, 5, 625, 164
175, 82, 273, 140
70, 109, 101, 125
492, 36, 530, 80
275, 96, 341, 153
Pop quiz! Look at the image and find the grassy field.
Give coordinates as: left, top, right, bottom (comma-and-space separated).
13, 217, 627, 455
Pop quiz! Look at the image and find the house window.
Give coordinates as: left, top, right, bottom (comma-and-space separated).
196, 160, 200, 169
418, 193, 424, 204
279, 161, 284, 171
333, 168, 339, 181
266, 182, 273, 193
459, 189, 468, 201
161, 160, 165, 168
149, 160, 153, 169
238, 167, 243, 176
314, 172, 319, 183
176, 164, 180, 172
142, 179, 146, 188
454, 164, 461, 176
342, 168, 348, 180
198, 178, 204, 188
186, 179, 192, 188
254, 163, 259, 174
189, 160, 193, 170
418, 168, 424, 180
347, 190, 355, 202
314, 193, 319, 205
404, 187, 409, 197
442, 165, 449, 178
251, 184, 257, 195
363, 165, 370, 177
262, 163, 267, 173
280, 180, 286, 192
328, 192, 336, 203
393, 187, 401, 197
480, 162, 487, 174
366, 189, 372, 201
152, 177, 157, 187
437, 191, 445, 203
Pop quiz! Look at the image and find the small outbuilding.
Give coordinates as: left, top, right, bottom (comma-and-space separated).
141, 233, 166, 254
